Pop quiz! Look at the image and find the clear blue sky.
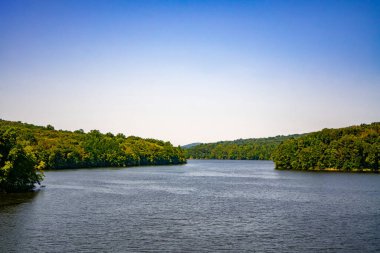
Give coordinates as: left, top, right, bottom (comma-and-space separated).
1, 0, 379, 145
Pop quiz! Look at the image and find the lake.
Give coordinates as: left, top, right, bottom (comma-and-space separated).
1, 160, 379, 252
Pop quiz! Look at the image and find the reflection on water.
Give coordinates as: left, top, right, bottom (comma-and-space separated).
0, 191, 39, 210
0, 160, 379, 252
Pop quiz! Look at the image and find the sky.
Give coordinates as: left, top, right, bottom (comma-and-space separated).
0, 0, 379, 145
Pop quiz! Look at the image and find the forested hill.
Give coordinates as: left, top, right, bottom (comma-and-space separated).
272, 122, 379, 172
0, 119, 186, 170
184, 135, 301, 160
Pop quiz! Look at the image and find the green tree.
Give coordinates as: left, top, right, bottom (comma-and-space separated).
0, 129, 44, 192
272, 122, 380, 172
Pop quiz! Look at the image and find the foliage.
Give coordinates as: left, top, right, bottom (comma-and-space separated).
184, 135, 301, 160
0, 128, 44, 192
0, 119, 186, 191
272, 123, 380, 172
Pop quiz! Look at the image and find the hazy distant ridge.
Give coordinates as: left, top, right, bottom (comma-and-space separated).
181, 143, 202, 149
184, 135, 302, 160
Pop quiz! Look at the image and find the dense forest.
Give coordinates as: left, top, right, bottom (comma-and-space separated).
2, 119, 379, 192
272, 123, 379, 172
184, 135, 301, 160
185, 123, 380, 172
0, 120, 186, 192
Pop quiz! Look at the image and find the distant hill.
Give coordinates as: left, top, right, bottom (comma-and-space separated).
182, 142, 202, 149
272, 122, 380, 172
184, 135, 302, 160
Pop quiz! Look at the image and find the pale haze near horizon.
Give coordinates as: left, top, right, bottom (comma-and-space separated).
1, 0, 379, 146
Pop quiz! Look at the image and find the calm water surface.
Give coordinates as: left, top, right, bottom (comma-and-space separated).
1, 160, 379, 252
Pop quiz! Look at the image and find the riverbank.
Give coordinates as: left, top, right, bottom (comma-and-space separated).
276, 167, 379, 173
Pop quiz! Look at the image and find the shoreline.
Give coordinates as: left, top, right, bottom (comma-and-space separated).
275, 168, 379, 173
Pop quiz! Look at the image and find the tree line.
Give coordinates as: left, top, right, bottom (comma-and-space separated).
0, 120, 186, 192
2, 119, 378, 192
185, 122, 379, 172
184, 135, 301, 160
272, 122, 379, 172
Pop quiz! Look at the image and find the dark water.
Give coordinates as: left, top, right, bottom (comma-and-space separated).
1, 160, 379, 252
